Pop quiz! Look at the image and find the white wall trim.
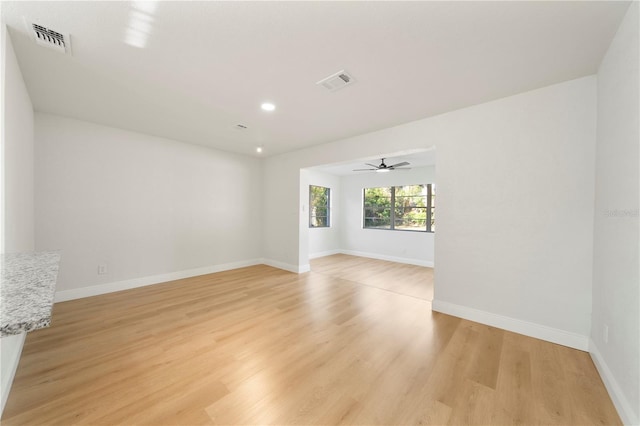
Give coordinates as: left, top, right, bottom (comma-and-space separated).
432, 300, 589, 351
340, 250, 434, 268
589, 339, 638, 426
309, 249, 342, 259
299, 264, 311, 273
55, 259, 263, 302
0, 332, 26, 417
261, 258, 308, 274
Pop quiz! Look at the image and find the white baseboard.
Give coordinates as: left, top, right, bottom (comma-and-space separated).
309, 249, 342, 259
52, 252, 426, 302
589, 339, 638, 426
55, 259, 263, 302
299, 264, 311, 273
432, 299, 589, 351
266, 248, 433, 273
0, 332, 26, 417
339, 250, 434, 268
262, 258, 309, 274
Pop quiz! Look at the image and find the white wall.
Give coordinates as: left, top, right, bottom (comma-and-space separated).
263, 76, 596, 349
35, 113, 263, 298
263, 158, 302, 272
304, 169, 341, 258
434, 77, 597, 348
340, 166, 435, 266
590, 3, 639, 425
0, 24, 34, 416
2, 26, 34, 253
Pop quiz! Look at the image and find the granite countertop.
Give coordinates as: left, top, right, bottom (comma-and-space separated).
0, 251, 61, 337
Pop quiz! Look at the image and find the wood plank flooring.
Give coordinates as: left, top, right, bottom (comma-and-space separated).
311, 254, 433, 301
2, 255, 620, 425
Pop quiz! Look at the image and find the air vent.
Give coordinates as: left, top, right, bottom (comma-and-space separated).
316, 70, 355, 92
30, 23, 70, 54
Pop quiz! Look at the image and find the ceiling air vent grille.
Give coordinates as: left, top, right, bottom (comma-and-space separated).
316, 70, 355, 92
31, 23, 68, 53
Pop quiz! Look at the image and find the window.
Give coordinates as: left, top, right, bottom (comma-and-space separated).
363, 184, 435, 232
309, 185, 330, 228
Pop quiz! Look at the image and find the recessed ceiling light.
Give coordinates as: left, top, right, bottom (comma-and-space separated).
261, 102, 276, 112
256, 146, 263, 153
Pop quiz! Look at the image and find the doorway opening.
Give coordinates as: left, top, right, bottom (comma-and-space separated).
300, 148, 436, 301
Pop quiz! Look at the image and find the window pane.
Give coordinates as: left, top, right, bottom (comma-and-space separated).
428, 184, 435, 232
430, 208, 435, 232
309, 185, 330, 228
364, 216, 391, 229
364, 207, 388, 216
397, 196, 426, 207
395, 207, 427, 230
364, 208, 391, 228
363, 184, 434, 232
363, 187, 392, 229
395, 184, 426, 198
364, 187, 391, 207
311, 216, 328, 227
314, 207, 328, 216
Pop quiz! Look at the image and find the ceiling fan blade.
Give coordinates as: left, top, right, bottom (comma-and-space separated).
388, 161, 410, 168
390, 167, 412, 171
353, 168, 377, 171
364, 163, 380, 168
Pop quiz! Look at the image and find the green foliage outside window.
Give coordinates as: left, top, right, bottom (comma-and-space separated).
364, 184, 435, 232
310, 185, 330, 228
363, 187, 392, 228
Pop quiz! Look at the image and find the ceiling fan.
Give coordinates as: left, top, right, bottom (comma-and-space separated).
353, 158, 411, 173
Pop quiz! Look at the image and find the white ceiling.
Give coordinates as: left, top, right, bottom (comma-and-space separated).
1, 1, 630, 157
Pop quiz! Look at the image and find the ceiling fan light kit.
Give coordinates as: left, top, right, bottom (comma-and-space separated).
353, 158, 411, 172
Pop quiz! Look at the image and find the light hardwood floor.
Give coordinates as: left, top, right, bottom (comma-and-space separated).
311, 254, 433, 301
3, 255, 620, 425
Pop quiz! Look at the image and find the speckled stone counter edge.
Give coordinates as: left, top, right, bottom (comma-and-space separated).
0, 251, 61, 337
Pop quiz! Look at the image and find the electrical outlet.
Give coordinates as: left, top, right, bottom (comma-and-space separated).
603, 325, 609, 343
98, 264, 108, 275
